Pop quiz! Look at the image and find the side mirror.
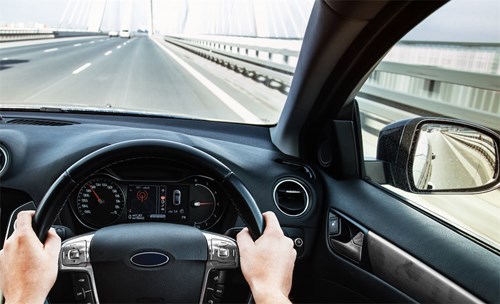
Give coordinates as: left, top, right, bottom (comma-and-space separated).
375, 117, 500, 194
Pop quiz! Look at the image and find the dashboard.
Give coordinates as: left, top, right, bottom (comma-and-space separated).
67, 158, 228, 230
0, 113, 320, 249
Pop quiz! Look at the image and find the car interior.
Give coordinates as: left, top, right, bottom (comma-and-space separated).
1, 0, 499, 303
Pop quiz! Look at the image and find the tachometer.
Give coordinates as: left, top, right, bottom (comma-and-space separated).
189, 177, 224, 229
76, 177, 125, 228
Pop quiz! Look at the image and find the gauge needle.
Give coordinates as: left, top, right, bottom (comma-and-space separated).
89, 185, 104, 204
192, 201, 213, 207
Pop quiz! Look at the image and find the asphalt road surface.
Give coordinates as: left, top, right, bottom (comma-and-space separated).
0, 36, 285, 124
425, 132, 492, 189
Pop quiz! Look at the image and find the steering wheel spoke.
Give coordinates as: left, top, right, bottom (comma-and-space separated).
59, 227, 240, 304
60, 233, 99, 303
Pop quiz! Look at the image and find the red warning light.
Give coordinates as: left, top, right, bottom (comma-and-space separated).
137, 191, 149, 202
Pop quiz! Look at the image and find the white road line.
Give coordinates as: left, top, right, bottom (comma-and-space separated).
44, 48, 58, 53
152, 38, 262, 124
99, 39, 104, 42
122, 42, 126, 46
104, 51, 112, 56
1, 57, 8, 60
90, 41, 95, 44
73, 43, 82, 47
116, 45, 121, 49
72, 63, 92, 75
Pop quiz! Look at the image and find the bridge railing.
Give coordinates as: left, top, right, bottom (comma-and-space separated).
0, 28, 55, 41
164, 35, 298, 93
164, 36, 499, 131
0, 28, 105, 42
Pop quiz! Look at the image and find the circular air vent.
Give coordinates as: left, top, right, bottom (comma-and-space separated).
0, 145, 10, 177
273, 179, 310, 216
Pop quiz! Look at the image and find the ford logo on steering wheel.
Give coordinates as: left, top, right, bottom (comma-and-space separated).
130, 252, 170, 268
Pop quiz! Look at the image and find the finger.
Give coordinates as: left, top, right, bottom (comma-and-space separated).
236, 228, 254, 251
262, 211, 284, 235
44, 228, 61, 256
14, 211, 36, 234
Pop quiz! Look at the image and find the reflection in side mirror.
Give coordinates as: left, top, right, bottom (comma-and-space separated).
413, 124, 497, 190
372, 117, 500, 194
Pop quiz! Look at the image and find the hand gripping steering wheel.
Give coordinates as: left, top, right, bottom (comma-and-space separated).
32, 139, 264, 303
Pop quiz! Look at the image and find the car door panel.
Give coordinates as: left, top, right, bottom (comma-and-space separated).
317, 176, 499, 303
367, 232, 481, 303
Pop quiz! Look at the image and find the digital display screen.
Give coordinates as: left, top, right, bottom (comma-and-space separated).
128, 185, 160, 220
127, 185, 188, 221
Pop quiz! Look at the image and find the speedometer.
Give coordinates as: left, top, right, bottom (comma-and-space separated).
76, 177, 125, 228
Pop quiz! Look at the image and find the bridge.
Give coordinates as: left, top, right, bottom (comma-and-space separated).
0, 0, 499, 249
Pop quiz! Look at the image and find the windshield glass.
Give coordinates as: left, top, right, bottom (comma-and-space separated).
0, 0, 314, 125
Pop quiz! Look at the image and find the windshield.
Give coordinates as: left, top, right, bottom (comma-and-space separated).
0, 0, 314, 125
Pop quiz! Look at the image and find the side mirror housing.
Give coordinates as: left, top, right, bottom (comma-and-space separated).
375, 117, 500, 194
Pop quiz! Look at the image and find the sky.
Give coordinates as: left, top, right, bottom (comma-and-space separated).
403, 0, 500, 43
0, 0, 499, 42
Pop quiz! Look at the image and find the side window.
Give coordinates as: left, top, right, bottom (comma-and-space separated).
358, 0, 499, 250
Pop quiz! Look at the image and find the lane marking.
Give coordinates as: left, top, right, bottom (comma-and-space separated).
116, 45, 121, 49
72, 63, 92, 74
122, 42, 127, 46
99, 39, 104, 42
73, 43, 82, 47
104, 51, 112, 56
90, 41, 95, 44
152, 38, 261, 124
1, 57, 8, 60
44, 48, 58, 53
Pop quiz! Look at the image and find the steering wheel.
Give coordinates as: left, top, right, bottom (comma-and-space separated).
32, 139, 264, 303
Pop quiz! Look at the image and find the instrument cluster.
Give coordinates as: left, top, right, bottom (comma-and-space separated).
68, 172, 227, 230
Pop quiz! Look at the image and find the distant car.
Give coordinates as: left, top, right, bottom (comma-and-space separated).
119, 29, 131, 39
108, 30, 118, 38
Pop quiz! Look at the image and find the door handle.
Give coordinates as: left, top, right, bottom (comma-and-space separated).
328, 211, 365, 263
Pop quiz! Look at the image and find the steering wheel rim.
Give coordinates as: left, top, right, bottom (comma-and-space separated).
32, 139, 264, 241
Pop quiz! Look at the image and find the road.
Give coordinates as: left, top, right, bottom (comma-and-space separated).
425, 132, 493, 189
0, 36, 285, 124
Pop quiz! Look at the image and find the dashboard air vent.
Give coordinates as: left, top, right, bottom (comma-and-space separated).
7, 118, 77, 126
0, 145, 9, 177
273, 179, 310, 216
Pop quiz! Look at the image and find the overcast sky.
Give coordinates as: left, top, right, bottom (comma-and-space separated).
0, 0, 498, 42
403, 0, 500, 43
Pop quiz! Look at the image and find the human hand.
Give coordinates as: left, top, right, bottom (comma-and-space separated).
237, 211, 296, 304
0, 211, 61, 304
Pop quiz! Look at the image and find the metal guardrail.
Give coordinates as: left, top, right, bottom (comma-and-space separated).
375, 61, 499, 92
0, 28, 104, 42
445, 132, 496, 170
358, 85, 500, 132
164, 36, 499, 130
164, 35, 297, 93
0, 28, 55, 41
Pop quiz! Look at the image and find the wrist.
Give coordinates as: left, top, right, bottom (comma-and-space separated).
4, 292, 46, 304
250, 285, 291, 304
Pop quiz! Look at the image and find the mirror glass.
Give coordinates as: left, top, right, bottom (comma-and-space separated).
412, 124, 498, 190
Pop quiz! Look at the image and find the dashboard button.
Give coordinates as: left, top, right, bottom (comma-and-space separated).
214, 284, 225, 298
62, 241, 87, 266
72, 272, 91, 290
73, 287, 86, 301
